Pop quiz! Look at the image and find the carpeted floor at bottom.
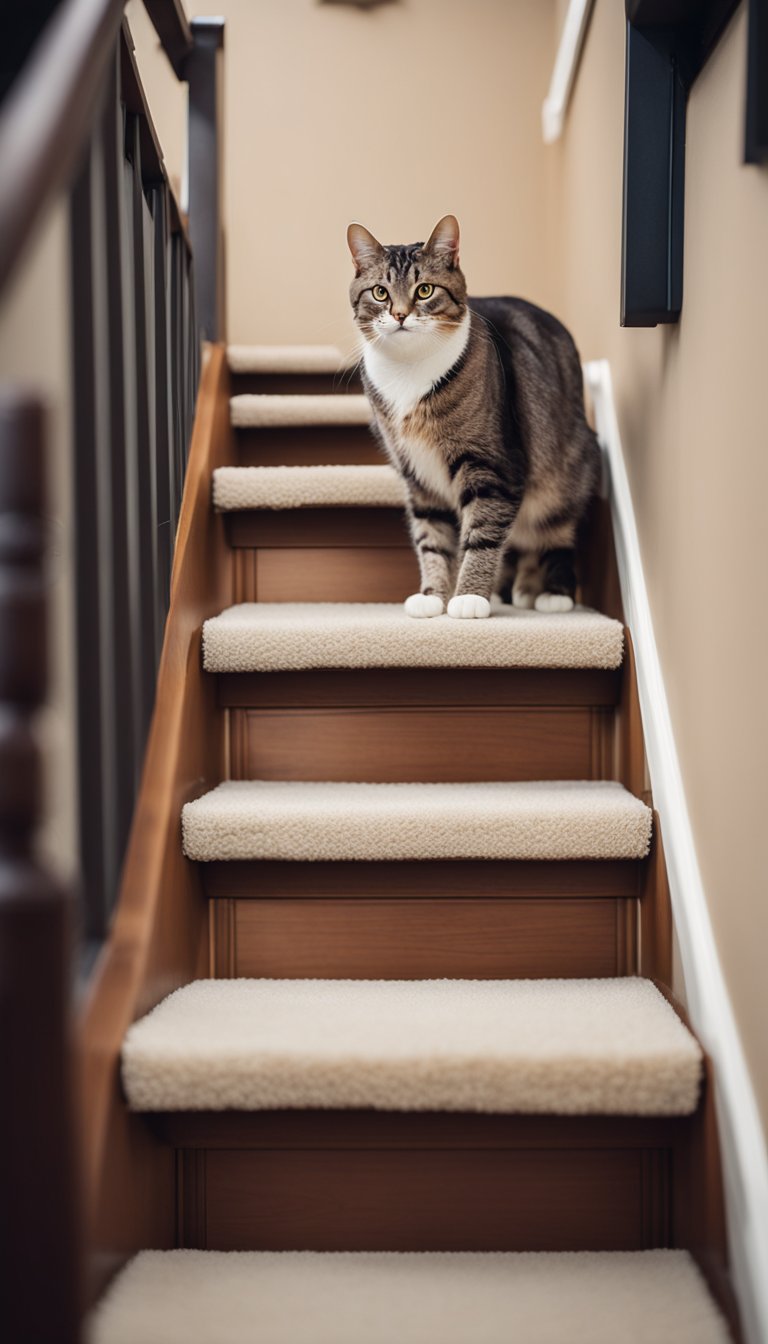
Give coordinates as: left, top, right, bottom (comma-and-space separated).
88, 1249, 729, 1344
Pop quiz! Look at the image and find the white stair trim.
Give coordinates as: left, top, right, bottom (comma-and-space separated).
541, 0, 596, 143
586, 358, 768, 1344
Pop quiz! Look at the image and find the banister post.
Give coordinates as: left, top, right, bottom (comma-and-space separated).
0, 393, 81, 1342
185, 17, 225, 343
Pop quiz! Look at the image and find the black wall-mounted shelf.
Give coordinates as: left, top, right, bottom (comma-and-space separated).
621, 0, 746, 327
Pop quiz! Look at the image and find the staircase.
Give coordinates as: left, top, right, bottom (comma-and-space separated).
88, 344, 734, 1341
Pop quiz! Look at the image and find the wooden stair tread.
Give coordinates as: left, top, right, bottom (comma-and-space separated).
121, 976, 701, 1115
90, 1249, 729, 1344
203, 601, 624, 672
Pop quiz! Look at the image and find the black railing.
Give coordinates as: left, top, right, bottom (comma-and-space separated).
70, 23, 202, 937
0, 5, 223, 1327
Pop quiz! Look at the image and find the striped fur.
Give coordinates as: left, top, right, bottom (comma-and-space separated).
347, 216, 600, 618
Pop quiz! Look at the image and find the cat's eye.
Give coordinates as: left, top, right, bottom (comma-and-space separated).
371, 285, 389, 302
416, 283, 435, 300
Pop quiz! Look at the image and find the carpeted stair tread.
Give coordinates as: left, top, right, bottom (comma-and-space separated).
202, 600, 624, 671
213, 463, 403, 510
121, 977, 701, 1114
89, 1250, 729, 1344
230, 393, 372, 427
228, 344, 350, 375
181, 779, 652, 862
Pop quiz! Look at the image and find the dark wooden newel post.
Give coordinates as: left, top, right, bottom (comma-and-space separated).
0, 394, 81, 1342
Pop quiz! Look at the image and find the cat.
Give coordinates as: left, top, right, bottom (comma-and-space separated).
347, 214, 600, 619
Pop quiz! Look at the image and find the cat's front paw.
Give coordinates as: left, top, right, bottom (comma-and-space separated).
535, 593, 574, 613
447, 594, 492, 619
405, 593, 445, 618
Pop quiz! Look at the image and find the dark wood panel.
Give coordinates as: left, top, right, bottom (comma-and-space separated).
236, 425, 380, 466
254, 546, 419, 602
579, 496, 624, 623
182, 1146, 670, 1252
231, 372, 364, 396
217, 667, 622, 710
155, 1108, 686, 1152
215, 896, 633, 979
226, 507, 409, 549
640, 814, 673, 985
203, 858, 642, 901
231, 705, 597, 783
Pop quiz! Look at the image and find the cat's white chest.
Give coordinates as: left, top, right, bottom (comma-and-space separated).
363, 313, 470, 420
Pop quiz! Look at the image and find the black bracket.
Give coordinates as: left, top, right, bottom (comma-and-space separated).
621, 0, 742, 327
745, 0, 768, 164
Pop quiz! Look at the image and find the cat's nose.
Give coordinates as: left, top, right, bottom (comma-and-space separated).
393, 312, 407, 325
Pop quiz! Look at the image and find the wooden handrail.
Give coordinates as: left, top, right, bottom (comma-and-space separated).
0, 0, 194, 300
0, 0, 124, 297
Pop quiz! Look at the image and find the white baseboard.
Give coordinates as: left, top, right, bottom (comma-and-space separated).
585, 358, 768, 1344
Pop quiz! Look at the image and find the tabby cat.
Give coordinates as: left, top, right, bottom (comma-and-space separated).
347, 214, 600, 618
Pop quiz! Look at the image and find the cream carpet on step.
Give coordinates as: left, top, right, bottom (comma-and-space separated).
121, 977, 701, 1115
89, 1251, 728, 1344
230, 393, 371, 427
202, 601, 624, 670
228, 344, 349, 374
212, 464, 404, 510
181, 780, 652, 863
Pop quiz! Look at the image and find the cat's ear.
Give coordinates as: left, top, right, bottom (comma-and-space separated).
424, 215, 460, 268
347, 223, 385, 274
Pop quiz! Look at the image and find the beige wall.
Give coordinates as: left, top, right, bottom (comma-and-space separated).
551, 1, 768, 1126
131, 0, 558, 350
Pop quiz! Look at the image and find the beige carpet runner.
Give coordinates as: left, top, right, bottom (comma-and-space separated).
230, 393, 371, 427
121, 977, 701, 1115
202, 600, 624, 670
228, 344, 350, 374
89, 1250, 729, 1344
212, 463, 404, 509
181, 779, 652, 863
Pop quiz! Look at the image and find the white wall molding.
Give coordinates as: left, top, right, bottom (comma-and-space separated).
585, 358, 768, 1344
542, 0, 595, 143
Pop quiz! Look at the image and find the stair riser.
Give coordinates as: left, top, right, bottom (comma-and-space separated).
217, 668, 622, 710
230, 373, 364, 397
235, 425, 379, 466
202, 858, 642, 901
233, 541, 417, 603
210, 896, 637, 979
177, 1145, 672, 1252
228, 705, 614, 782
226, 509, 407, 549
